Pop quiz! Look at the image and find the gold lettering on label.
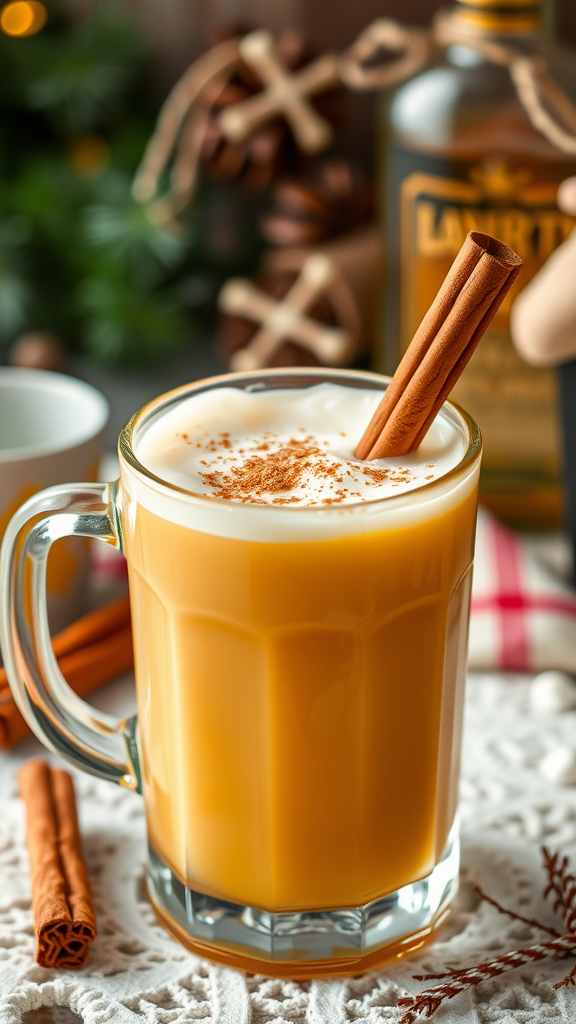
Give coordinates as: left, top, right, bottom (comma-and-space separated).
461, 209, 498, 238
562, 216, 574, 242
536, 212, 560, 260
416, 203, 464, 258
533, 211, 574, 258
496, 211, 533, 261
417, 200, 575, 262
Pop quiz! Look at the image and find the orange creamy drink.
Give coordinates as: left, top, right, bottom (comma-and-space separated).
0, 367, 481, 975
116, 369, 481, 973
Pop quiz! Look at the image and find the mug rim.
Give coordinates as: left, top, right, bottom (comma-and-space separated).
0, 367, 109, 463
118, 367, 482, 515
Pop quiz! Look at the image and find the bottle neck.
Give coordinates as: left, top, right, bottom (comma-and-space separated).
452, 0, 542, 36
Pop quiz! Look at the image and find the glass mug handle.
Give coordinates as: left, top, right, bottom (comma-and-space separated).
0, 481, 140, 791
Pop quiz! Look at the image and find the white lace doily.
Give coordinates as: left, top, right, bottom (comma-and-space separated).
2, 667, 576, 1023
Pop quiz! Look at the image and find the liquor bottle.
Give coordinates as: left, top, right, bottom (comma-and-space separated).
379, 0, 576, 528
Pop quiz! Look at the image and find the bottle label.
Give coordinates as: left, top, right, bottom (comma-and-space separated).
391, 146, 576, 524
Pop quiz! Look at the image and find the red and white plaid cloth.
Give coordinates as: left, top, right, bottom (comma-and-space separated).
469, 509, 576, 673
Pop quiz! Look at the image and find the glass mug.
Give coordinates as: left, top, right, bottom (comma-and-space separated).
0, 368, 481, 978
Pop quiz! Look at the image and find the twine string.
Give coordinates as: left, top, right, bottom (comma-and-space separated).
398, 934, 576, 1024
340, 10, 576, 156
131, 37, 241, 224
396, 845, 576, 1022
133, 13, 576, 224
338, 18, 431, 90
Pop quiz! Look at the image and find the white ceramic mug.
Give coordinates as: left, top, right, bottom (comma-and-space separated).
0, 368, 109, 632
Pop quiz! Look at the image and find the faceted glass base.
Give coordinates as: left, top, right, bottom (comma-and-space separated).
147, 828, 459, 978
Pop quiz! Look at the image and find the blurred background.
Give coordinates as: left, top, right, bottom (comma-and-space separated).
64, 0, 576, 83
2, 0, 576, 529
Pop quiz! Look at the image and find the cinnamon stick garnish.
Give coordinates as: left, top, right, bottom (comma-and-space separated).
47, 593, 131, 659
19, 760, 97, 969
355, 232, 523, 460
0, 596, 133, 750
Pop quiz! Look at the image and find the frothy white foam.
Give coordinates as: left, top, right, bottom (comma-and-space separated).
123, 383, 477, 542
135, 385, 465, 504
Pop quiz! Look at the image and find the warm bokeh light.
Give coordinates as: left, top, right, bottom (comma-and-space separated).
68, 136, 111, 176
0, 1, 47, 37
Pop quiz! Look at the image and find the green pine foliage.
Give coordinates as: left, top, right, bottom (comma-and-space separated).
0, 1, 260, 365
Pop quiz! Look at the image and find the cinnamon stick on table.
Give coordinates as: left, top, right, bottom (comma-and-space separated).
355, 231, 523, 460
0, 595, 134, 750
19, 760, 97, 969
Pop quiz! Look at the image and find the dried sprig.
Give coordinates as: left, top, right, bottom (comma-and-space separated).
542, 846, 576, 934
472, 884, 561, 938
396, 847, 576, 1023
553, 961, 576, 989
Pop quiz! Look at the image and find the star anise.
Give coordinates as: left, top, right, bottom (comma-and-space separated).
200, 25, 343, 192
218, 268, 340, 369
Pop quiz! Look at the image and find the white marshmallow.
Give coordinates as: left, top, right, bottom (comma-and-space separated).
530, 670, 576, 715
540, 746, 576, 785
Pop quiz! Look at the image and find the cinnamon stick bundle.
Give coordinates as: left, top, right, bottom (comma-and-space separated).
0, 596, 133, 749
355, 232, 523, 460
19, 760, 97, 969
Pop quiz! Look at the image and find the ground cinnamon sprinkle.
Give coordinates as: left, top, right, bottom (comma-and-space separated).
360, 464, 394, 485
203, 445, 315, 499
196, 433, 417, 504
